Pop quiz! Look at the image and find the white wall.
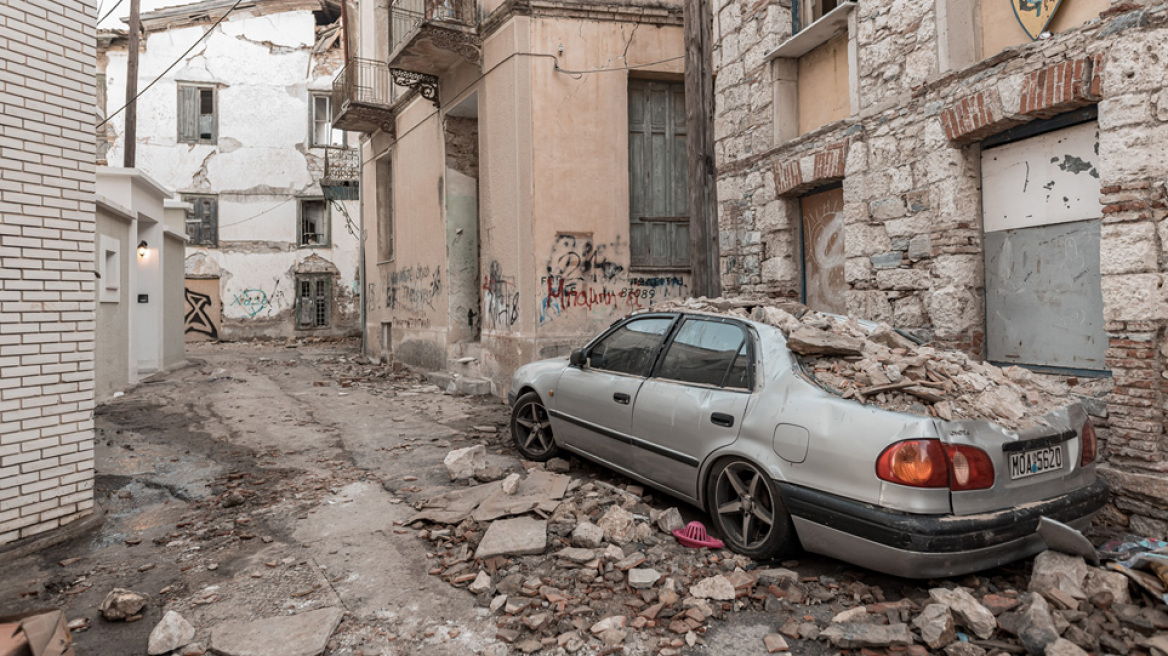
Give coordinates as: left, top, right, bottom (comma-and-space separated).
101, 6, 361, 339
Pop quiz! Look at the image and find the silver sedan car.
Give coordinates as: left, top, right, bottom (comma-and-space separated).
508, 311, 1108, 578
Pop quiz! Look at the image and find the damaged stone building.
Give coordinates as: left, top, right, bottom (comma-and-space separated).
337, 0, 689, 392
712, 0, 1168, 531
98, 0, 362, 341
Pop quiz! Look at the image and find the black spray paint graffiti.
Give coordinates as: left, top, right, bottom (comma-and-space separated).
545, 234, 625, 283
385, 265, 442, 314
482, 260, 520, 330
184, 288, 218, 339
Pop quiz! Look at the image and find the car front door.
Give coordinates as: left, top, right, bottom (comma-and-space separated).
551, 315, 677, 469
631, 317, 752, 499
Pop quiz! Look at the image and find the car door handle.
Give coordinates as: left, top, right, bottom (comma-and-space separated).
613, 392, 631, 405
711, 412, 735, 428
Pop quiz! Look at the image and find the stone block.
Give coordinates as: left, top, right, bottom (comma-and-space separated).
1101, 221, 1157, 275
476, 517, 547, 559
871, 197, 907, 221
870, 252, 903, 269
1101, 273, 1167, 321
876, 268, 930, 290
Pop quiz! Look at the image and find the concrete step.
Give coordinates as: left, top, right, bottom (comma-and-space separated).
448, 342, 484, 378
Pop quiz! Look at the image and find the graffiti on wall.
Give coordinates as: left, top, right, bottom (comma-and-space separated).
231, 280, 284, 318
184, 288, 219, 340
538, 235, 688, 324
482, 260, 520, 330
386, 265, 442, 314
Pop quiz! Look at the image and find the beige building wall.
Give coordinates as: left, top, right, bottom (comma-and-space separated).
979, 0, 1110, 58
94, 202, 134, 401
361, 10, 685, 390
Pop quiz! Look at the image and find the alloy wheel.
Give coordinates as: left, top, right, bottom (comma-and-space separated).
713, 461, 777, 550
514, 400, 554, 456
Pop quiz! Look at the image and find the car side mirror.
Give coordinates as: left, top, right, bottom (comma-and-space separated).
569, 348, 587, 367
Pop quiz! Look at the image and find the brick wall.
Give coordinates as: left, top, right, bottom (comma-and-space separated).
714, 0, 1168, 531
0, 1, 97, 546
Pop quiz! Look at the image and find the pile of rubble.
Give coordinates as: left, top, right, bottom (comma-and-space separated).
405, 452, 1168, 655
653, 297, 1089, 431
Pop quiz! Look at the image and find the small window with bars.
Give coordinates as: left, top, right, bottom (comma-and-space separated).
296, 275, 331, 329
299, 199, 329, 247
178, 85, 216, 143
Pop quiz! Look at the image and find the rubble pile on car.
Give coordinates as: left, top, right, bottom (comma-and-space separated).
402, 456, 1168, 655
653, 297, 1079, 430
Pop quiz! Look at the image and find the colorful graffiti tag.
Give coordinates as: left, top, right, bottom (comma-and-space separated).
538, 235, 689, 324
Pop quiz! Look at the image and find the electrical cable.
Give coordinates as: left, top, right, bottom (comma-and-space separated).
215, 197, 295, 228
98, 0, 125, 26
98, 0, 245, 129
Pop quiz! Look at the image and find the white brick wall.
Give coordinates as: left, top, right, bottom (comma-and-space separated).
0, 0, 97, 546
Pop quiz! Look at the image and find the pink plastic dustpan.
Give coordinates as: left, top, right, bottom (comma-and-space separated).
673, 521, 724, 549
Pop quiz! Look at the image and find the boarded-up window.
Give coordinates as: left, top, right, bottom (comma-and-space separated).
183, 194, 218, 247
800, 186, 846, 314
310, 94, 343, 147
376, 156, 393, 261
296, 275, 331, 329
629, 79, 688, 269
299, 199, 329, 247
796, 32, 850, 135
982, 119, 1105, 372
178, 85, 216, 143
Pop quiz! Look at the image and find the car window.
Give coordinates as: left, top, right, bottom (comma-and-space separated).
588, 317, 674, 377
657, 319, 750, 389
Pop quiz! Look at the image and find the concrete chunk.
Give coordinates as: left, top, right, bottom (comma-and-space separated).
209, 607, 343, 656
475, 517, 547, 559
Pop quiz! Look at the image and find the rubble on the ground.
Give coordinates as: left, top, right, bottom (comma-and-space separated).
404, 442, 1168, 656
147, 610, 196, 655
98, 588, 148, 621
652, 297, 1111, 430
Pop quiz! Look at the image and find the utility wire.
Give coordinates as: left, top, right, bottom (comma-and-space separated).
98, 0, 125, 25
98, 0, 244, 129
216, 197, 295, 228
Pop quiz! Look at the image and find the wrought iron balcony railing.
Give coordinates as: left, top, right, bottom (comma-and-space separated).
321, 147, 360, 200
390, 0, 473, 56
330, 58, 396, 133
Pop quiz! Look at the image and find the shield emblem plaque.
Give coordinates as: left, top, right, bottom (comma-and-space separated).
1012, 0, 1063, 40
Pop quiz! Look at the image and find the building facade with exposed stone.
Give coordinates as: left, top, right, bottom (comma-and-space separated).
337, 0, 690, 393
713, 0, 1168, 530
98, 0, 362, 343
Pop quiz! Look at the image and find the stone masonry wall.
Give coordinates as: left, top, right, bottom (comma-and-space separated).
0, 1, 98, 546
714, 0, 1168, 531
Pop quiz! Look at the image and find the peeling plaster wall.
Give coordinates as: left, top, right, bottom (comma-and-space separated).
100, 7, 360, 340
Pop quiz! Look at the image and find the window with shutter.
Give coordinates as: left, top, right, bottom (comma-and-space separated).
178, 84, 216, 144
296, 275, 332, 329
628, 79, 689, 270
182, 194, 218, 247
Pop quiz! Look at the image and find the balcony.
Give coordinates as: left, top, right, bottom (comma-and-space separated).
389, 0, 480, 76
321, 147, 359, 201
331, 58, 396, 134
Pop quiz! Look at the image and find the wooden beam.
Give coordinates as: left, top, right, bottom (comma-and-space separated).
684, 0, 720, 298
123, 0, 141, 168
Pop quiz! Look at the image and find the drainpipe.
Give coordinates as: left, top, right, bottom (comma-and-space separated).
358, 180, 367, 356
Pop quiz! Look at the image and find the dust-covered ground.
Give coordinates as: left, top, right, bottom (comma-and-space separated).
0, 342, 1146, 656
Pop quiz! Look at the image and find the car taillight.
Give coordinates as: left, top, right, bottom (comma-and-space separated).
876, 440, 949, 488
877, 439, 995, 490
1081, 419, 1097, 466
945, 444, 995, 491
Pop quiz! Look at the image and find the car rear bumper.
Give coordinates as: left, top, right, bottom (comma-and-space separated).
778, 477, 1108, 578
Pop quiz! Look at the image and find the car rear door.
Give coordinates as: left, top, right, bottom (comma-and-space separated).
939, 402, 1097, 515
630, 317, 752, 499
551, 316, 677, 468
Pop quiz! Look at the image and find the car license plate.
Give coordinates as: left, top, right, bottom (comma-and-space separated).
1009, 445, 1064, 480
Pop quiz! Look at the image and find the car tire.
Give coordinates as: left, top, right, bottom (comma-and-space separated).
706, 458, 797, 561
510, 391, 562, 462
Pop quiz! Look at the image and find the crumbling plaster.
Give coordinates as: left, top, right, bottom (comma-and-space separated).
100, 7, 360, 339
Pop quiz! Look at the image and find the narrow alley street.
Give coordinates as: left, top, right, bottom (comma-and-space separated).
0, 343, 1158, 656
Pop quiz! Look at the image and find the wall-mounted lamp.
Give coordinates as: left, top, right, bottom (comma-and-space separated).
137, 240, 148, 258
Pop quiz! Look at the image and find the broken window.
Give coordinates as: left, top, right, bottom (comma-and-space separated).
310, 94, 343, 147
799, 185, 846, 314
182, 194, 218, 247
376, 156, 394, 262
982, 115, 1105, 372
178, 85, 216, 143
658, 319, 751, 389
296, 275, 331, 329
299, 199, 329, 247
628, 79, 689, 270
793, 0, 839, 33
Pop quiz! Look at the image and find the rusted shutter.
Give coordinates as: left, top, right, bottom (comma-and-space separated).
178, 86, 199, 142
296, 279, 314, 329
629, 79, 688, 269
